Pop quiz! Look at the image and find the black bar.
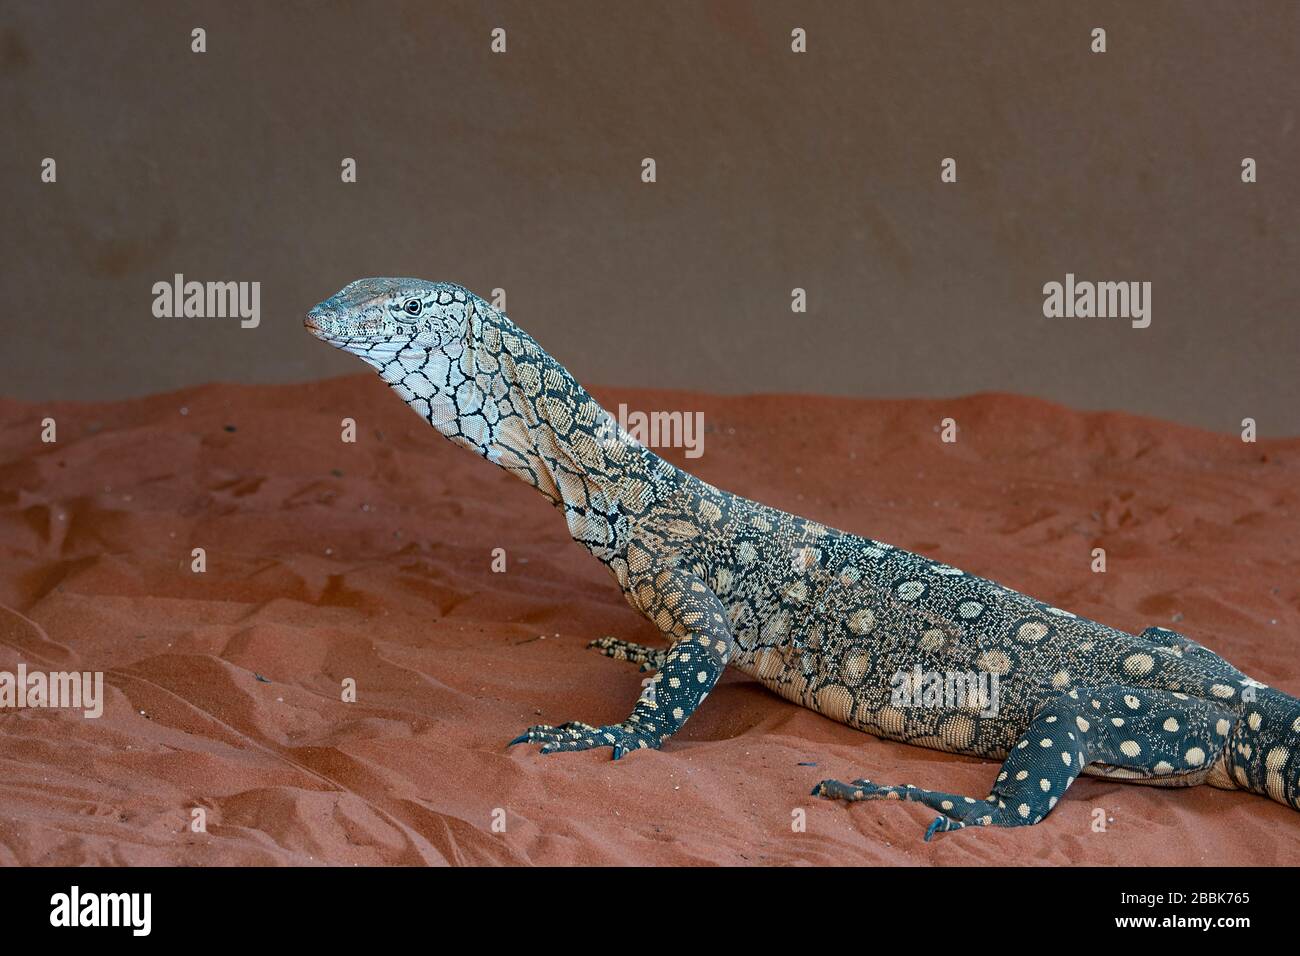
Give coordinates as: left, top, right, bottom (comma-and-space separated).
0, 865, 1279, 942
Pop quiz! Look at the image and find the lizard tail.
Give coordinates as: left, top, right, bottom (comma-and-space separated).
1217, 686, 1300, 811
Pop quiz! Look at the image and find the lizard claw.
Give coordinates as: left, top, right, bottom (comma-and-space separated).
924, 815, 967, 841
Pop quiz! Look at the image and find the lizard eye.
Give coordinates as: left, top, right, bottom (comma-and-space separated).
403, 299, 422, 316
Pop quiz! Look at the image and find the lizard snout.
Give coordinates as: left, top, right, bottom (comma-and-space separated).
304, 304, 338, 338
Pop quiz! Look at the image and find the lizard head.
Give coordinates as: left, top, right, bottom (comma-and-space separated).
306, 276, 517, 455
305, 277, 475, 369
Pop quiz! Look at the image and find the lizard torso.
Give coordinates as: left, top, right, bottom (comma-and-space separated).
618, 476, 1243, 764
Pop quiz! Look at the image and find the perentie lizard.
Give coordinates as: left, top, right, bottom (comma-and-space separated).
306, 278, 1300, 838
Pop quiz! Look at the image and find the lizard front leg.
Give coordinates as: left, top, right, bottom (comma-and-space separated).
510, 568, 733, 759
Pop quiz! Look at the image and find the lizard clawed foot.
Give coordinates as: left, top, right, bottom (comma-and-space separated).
810, 778, 888, 800
813, 777, 975, 840
508, 720, 663, 759
586, 636, 667, 673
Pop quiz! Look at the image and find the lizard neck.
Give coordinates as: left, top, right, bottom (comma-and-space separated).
377, 299, 684, 560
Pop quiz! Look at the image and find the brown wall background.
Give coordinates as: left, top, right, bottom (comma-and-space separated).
2, 1, 1297, 433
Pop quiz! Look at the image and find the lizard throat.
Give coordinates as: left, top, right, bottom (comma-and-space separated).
372, 330, 676, 559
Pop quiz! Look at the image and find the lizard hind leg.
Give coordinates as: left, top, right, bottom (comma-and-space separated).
814, 684, 1236, 840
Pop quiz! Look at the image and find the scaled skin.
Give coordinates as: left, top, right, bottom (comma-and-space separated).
306, 278, 1300, 838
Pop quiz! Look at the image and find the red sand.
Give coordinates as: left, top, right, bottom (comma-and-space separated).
0, 378, 1297, 866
